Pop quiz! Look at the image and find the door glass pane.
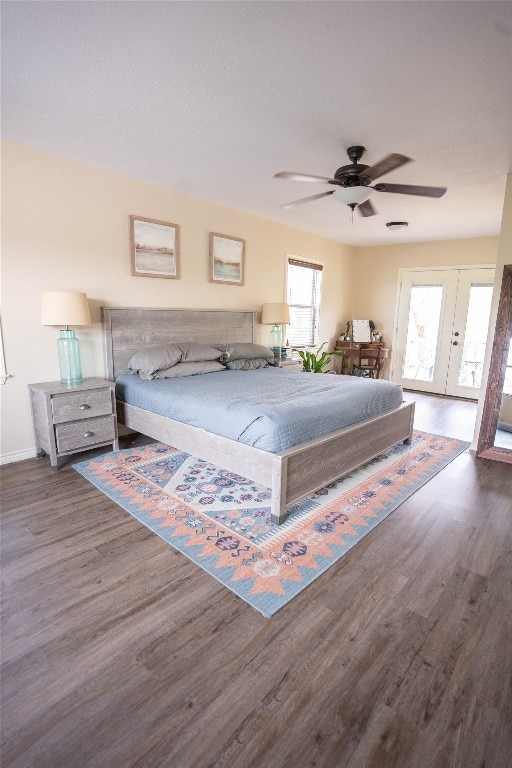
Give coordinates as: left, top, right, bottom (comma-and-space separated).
458, 285, 493, 389
402, 285, 443, 381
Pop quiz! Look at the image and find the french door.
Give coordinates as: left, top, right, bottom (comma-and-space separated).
393, 268, 495, 399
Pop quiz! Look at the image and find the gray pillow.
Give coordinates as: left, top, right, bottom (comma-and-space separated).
177, 342, 223, 362
128, 344, 183, 379
221, 343, 274, 362
225, 358, 270, 370
153, 360, 225, 378
128, 342, 222, 379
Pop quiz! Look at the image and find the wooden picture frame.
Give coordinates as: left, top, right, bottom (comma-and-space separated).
130, 215, 180, 279
477, 264, 512, 463
209, 232, 245, 285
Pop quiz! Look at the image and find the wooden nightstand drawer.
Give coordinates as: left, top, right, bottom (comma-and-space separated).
52, 388, 113, 424
55, 415, 116, 453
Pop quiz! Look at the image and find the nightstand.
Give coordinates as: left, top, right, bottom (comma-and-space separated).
29, 378, 119, 470
276, 358, 303, 372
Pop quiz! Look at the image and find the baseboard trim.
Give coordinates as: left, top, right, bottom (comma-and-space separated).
1, 448, 37, 465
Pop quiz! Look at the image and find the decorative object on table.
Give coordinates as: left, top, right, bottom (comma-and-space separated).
40, 291, 91, 385
351, 320, 372, 343
74, 432, 469, 617
368, 321, 382, 342
209, 232, 245, 285
261, 302, 290, 351
293, 342, 343, 373
130, 215, 179, 279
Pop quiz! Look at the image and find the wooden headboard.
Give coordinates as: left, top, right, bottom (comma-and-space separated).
102, 307, 256, 379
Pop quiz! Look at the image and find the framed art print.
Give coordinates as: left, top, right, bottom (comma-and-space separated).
209, 232, 245, 285
130, 216, 180, 279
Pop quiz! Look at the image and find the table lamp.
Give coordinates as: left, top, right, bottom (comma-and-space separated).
41, 291, 91, 385
261, 302, 290, 351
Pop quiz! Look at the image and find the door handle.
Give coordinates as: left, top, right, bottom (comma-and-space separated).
453, 331, 460, 337
452, 341, 459, 346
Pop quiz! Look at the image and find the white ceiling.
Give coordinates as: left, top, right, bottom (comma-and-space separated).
2, 1, 512, 246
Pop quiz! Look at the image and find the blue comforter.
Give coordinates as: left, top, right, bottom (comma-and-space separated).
115, 368, 403, 452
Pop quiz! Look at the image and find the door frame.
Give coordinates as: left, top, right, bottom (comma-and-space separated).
390, 264, 496, 393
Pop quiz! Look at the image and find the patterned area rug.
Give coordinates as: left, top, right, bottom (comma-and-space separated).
74, 431, 468, 617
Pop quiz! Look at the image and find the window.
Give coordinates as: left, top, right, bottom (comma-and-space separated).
286, 257, 323, 347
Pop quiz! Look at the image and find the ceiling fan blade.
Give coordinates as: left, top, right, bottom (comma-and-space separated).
358, 199, 377, 217
376, 183, 447, 198
281, 191, 335, 209
274, 171, 336, 183
362, 153, 412, 181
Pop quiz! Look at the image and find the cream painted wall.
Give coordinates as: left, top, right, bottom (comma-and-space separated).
1, 141, 355, 459
1, 139, 505, 461
352, 236, 499, 377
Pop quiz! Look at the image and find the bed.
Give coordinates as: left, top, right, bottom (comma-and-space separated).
103, 307, 415, 524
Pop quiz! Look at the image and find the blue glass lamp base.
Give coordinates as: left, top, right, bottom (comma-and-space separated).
57, 329, 83, 385
269, 324, 281, 352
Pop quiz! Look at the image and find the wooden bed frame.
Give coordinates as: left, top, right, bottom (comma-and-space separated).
103, 307, 415, 524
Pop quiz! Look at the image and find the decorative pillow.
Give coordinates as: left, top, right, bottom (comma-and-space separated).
128, 342, 223, 379
225, 358, 270, 370
153, 360, 225, 378
128, 344, 183, 379
177, 342, 223, 362
221, 343, 274, 362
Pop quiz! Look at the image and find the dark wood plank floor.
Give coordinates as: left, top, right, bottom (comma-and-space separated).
1, 394, 511, 768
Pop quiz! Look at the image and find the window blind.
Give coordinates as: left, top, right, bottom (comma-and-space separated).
286, 259, 323, 347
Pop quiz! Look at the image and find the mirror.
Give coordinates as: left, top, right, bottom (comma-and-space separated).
477, 264, 512, 462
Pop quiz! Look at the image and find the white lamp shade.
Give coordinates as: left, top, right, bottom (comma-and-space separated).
41, 291, 91, 326
261, 302, 290, 325
333, 187, 373, 206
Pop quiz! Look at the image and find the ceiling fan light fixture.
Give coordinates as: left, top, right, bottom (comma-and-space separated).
333, 186, 373, 207
386, 221, 409, 231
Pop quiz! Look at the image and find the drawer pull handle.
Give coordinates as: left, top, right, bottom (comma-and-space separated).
83, 431, 94, 438
79, 404, 90, 410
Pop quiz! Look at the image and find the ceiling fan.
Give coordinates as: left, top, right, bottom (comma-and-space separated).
274, 145, 446, 217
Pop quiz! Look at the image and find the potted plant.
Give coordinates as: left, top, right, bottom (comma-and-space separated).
293, 342, 343, 373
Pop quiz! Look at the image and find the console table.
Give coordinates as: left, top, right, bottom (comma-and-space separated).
334, 343, 389, 376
